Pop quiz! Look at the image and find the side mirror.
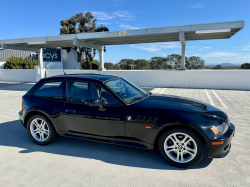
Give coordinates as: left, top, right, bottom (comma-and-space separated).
89, 99, 106, 111
89, 99, 101, 107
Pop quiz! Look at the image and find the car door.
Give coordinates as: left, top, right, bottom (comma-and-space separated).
62, 80, 125, 137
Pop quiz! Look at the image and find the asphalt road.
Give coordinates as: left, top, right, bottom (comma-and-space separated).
0, 82, 249, 187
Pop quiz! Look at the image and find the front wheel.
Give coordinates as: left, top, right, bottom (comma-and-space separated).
27, 114, 56, 145
158, 128, 204, 168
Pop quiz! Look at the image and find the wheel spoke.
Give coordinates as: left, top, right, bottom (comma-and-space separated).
169, 136, 177, 144
184, 139, 192, 146
184, 147, 195, 156
181, 135, 189, 144
33, 120, 39, 128
166, 145, 175, 152
176, 151, 180, 161
41, 133, 44, 140
186, 147, 195, 153
173, 134, 180, 143
180, 151, 184, 161
41, 120, 46, 129
32, 131, 39, 136
166, 144, 175, 149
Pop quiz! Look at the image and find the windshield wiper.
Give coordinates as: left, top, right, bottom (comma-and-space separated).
127, 94, 148, 104
147, 91, 152, 96
127, 96, 144, 104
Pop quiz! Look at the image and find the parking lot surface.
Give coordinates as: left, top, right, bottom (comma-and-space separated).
0, 82, 250, 187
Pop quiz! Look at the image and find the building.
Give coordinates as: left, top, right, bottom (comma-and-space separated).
0, 48, 81, 69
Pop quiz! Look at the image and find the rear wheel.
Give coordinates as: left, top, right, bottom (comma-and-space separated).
158, 128, 204, 168
27, 114, 56, 145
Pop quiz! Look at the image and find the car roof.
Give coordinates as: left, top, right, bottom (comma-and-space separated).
42, 73, 121, 82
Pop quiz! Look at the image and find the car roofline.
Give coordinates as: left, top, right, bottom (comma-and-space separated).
51, 73, 121, 78
42, 73, 121, 83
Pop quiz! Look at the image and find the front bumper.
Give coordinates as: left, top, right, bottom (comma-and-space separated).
208, 123, 235, 158
19, 110, 25, 127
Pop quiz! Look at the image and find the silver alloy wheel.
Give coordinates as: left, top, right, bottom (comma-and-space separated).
164, 132, 197, 163
30, 118, 49, 142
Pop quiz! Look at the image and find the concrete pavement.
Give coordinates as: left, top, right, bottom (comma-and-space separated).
0, 82, 250, 187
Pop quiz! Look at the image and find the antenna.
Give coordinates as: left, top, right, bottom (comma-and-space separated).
62, 70, 66, 75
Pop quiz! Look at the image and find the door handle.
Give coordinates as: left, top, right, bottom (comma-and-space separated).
66, 109, 76, 113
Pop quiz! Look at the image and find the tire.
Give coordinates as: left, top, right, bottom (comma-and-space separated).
27, 114, 56, 145
158, 128, 204, 168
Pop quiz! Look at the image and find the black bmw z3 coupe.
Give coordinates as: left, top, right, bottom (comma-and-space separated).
19, 74, 235, 168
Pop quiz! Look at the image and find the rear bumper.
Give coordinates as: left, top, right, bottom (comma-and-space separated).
207, 123, 235, 158
19, 110, 25, 128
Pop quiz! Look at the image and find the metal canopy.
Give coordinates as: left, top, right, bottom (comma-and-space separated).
0, 21, 245, 49
0, 20, 245, 71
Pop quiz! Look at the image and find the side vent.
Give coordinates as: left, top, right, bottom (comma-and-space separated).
133, 116, 158, 124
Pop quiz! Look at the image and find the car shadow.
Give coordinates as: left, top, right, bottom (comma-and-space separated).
0, 120, 213, 170
0, 82, 34, 91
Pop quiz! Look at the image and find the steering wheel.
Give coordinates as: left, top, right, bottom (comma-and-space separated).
120, 87, 128, 96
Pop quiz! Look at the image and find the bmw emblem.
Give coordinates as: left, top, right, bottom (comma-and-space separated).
127, 116, 132, 121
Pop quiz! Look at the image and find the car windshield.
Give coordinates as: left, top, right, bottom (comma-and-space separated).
105, 78, 148, 104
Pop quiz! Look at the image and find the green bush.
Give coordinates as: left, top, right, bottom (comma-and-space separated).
4, 56, 38, 69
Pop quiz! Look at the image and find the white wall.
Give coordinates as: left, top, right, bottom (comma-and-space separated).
46, 69, 250, 91
62, 50, 81, 69
0, 69, 36, 82
1, 69, 250, 90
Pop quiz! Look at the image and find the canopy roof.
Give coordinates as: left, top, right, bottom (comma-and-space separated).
0, 20, 245, 50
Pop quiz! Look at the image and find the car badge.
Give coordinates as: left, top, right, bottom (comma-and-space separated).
127, 116, 132, 121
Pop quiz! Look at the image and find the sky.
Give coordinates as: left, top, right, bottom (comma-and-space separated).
0, 0, 249, 65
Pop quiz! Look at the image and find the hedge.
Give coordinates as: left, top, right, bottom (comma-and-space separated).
4, 56, 38, 69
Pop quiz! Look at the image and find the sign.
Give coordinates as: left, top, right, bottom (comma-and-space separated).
119, 31, 126, 36
31, 48, 61, 62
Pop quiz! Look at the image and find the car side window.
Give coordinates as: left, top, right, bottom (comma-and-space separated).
101, 88, 121, 106
33, 81, 65, 101
67, 81, 100, 104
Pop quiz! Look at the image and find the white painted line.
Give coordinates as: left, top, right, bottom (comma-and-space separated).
159, 88, 166, 94
150, 88, 160, 93
212, 90, 228, 109
205, 90, 215, 106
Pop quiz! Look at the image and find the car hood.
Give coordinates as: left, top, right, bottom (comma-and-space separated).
132, 93, 219, 112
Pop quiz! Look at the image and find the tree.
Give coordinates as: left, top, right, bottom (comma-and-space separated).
104, 62, 114, 70
134, 59, 151, 70
4, 56, 38, 69
60, 12, 109, 69
149, 57, 165, 69
187, 56, 205, 69
113, 63, 120, 70
213, 65, 222, 69
82, 59, 99, 69
165, 54, 182, 69
241, 63, 250, 69
118, 59, 135, 70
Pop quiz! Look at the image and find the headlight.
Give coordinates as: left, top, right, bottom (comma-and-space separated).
201, 114, 229, 136
210, 122, 228, 136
